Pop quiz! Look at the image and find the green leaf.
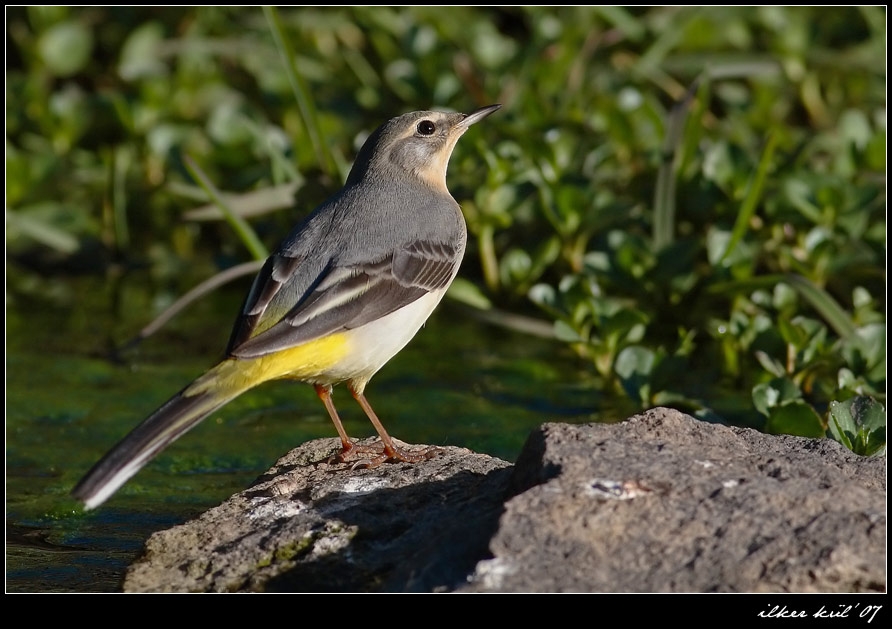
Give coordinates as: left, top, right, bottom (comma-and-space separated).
554, 319, 585, 343
754, 350, 785, 378
777, 316, 808, 349
118, 21, 167, 81
447, 277, 492, 310
615, 346, 656, 405
827, 396, 886, 457
783, 177, 824, 223
528, 281, 556, 304
752, 377, 801, 417
845, 323, 886, 376
499, 248, 533, 287
765, 400, 825, 438
38, 21, 93, 77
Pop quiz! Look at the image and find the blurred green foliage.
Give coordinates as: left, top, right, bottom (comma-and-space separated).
6, 6, 885, 455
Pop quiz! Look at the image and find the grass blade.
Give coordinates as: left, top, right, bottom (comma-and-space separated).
718, 131, 778, 265
183, 154, 268, 261
653, 77, 701, 250
263, 6, 335, 176
783, 273, 859, 342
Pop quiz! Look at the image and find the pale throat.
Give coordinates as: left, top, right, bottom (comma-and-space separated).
416, 134, 463, 192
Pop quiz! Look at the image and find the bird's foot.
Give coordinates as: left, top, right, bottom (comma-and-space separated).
329, 440, 442, 468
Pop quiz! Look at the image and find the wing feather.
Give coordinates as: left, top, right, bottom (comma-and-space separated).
230, 240, 459, 358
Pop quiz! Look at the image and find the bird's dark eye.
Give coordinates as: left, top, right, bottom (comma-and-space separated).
416, 120, 436, 136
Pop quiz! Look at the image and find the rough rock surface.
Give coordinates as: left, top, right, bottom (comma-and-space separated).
124, 438, 513, 593
123, 408, 886, 593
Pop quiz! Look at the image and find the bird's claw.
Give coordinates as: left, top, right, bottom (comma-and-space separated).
329, 440, 441, 468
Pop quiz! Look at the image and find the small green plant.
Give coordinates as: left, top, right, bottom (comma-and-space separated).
827, 396, 885, 457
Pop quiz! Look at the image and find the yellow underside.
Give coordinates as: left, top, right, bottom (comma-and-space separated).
184, 332, 351, 397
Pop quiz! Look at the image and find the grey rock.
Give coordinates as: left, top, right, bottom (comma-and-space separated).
124, 438, 513, 593
123, 408, 886, 593
463, 407, 885, 593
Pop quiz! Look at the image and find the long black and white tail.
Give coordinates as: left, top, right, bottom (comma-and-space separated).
71, 376, 238, 510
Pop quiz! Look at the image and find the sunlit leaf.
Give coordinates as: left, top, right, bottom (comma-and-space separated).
447, 277, 493, 310
615, 346, 656, 405
38, 21, 93, 77
827, 396, 885, 457
752, 376, 801, 417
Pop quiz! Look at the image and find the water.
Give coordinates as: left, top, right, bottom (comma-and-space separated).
5, 273, 612, 592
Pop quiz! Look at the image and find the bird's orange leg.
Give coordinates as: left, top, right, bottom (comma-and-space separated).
314, 384, 354, 454
315, 383, 440, 466
348, 383, 440, 467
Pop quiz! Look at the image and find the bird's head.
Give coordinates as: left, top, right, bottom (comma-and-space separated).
347, 104, 501, 191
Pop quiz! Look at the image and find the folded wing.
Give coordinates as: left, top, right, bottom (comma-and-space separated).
229, 240, 459, 358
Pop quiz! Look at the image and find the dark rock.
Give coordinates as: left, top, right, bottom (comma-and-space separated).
463, 408, 885, 592
123, 408, 886, 593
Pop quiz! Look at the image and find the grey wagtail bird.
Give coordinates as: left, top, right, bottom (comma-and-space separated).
72, 104, 501, 510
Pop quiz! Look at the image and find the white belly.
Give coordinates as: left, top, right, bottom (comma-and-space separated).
320, 289, 447, 389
